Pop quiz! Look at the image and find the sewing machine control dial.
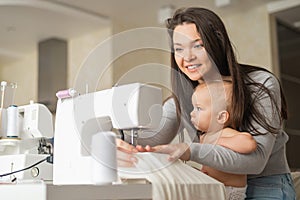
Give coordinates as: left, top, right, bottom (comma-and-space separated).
31, 167, 39, 178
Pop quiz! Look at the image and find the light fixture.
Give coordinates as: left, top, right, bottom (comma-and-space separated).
215, 0, 231, 7
294, 20, 300, 28
158, 5, 175, 25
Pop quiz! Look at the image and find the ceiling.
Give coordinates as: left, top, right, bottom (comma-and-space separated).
0, 0, 299, 65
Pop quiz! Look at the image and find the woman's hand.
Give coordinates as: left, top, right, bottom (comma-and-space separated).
116, 138, 138, 153
137, 143, 191, 162
116, 138, 138, 167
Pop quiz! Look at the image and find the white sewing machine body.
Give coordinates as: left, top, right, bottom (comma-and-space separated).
53, 83, 162, 185
0, 103, 54, 181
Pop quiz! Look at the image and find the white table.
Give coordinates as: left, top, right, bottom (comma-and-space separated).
0, 153, 226, 200
0, 179, 152, 200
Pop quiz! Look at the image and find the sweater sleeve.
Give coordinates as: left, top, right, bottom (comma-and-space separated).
190, 71, 281, 175
190, 134, 275, 174
125, 98, 180, 146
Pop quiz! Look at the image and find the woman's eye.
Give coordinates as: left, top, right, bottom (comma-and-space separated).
194, 44, 204, 49
174, 47, 183, 52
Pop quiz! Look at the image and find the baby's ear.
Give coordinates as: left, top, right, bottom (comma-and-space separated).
217, 110, 229, 125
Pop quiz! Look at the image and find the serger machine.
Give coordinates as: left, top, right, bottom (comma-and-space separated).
0, 102, 54, 182
53, 83, 162, 185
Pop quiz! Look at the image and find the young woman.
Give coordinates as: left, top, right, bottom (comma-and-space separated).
118, 7, 296, 199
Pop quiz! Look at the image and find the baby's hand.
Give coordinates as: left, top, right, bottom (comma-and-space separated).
116, 138, 138, 153
136, 145, 155, 152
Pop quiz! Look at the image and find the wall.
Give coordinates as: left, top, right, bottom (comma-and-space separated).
68, 26, 112, 91
111, 23, 173, 99
0, 52, 38, 106
0, 27, 112, 107
221, 4, 272, 70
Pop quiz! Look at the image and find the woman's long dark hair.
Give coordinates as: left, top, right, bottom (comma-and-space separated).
166, 7, 287, 135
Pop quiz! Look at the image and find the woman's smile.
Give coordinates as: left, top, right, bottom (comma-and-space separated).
186, 64, 202, 71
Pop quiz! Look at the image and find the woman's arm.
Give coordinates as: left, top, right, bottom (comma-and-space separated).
190, 120, 278, 174
118, 98, 181, 164
124, 98, 180, 146
148, 132, 275, 175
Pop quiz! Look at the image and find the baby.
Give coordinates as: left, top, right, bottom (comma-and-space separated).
190, 81, 257, 200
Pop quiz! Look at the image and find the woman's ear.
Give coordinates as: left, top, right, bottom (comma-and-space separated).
217, 110, 229, 125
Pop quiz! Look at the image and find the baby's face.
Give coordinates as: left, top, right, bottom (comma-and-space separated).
190, 83, 230, 132
190, 86, 213, 132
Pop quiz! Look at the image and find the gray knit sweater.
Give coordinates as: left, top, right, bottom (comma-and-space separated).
132, 70, 290, 178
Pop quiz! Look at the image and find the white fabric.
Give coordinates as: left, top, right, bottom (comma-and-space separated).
118, 152, 226, 200
225, 185, 246, 200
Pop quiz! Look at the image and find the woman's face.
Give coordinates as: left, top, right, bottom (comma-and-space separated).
173, 23, 213, 82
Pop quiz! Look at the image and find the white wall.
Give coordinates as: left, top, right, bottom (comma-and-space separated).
111, 24, 172, 99
68, 26, 113, 92
0, 27, 112, 107
0, 52, 38, 106
221, 4, 272, 70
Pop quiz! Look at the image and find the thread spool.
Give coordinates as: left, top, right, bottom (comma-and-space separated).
0, 108, 7, 138
6, 105, 19, 138
56, 88, 77, 99
91, 131, 118, 185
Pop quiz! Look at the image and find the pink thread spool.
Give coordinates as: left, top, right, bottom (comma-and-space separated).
56, 88, 77, 99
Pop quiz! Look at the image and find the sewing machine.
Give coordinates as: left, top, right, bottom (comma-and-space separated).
0, 102, 54, 182
53, 83, 162, 185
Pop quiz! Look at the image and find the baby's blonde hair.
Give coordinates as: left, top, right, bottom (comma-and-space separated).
195, 81, 233, 126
